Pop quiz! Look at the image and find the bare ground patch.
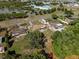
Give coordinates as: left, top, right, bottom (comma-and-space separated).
65, 55, 79, 59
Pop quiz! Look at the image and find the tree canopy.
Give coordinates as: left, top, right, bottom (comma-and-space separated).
25, 30, 45, 49
52, 19, 79, 59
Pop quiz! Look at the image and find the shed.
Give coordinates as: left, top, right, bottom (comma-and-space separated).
0, 45, 4, 53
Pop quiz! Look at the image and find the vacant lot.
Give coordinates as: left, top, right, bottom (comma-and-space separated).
0, 14, 51, 27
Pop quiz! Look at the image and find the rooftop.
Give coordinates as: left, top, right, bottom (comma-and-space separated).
0, 45, 4, 53
49, 23, 64, 31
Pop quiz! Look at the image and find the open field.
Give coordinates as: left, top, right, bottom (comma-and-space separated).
9, 36, 29, 54
0, 14, 51, 27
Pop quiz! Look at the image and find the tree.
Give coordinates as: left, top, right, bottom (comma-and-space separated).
22, 52, 47, 59
3, 29, 15, 59
25, 30, 45, 49
34, 2, 44, 6
52, 14, 58, 19
64, 9, 74, 18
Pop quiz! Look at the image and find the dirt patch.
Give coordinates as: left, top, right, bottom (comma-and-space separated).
44, 30, 58, 59
32, 24, 43, 31
65, 55, 79, 59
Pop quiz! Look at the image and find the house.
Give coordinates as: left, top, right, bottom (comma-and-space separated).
28, 21, 33, 29
9, 25, 27, 37
66, 3, 79, 7
39, 25, 47, 32
69, 15, 79, 20
40, 19, 47, 24
58, 18, 71, 24
11, 28, 26, 37
74, 3, 79, 7
0, 45, 4, 53
49, 23, 64, 31
43, 2, 51, 4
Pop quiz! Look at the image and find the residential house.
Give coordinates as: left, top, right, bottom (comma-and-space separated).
0, 45, 4, 53
69, 15, 79, 20
65, 3, 79, 7
39, 25, 47, 32
40, 19, 47, 24
49, 23, 64, 31
28, 21, 34, 29
9, 25, 27, 38
58, 18, 72, 24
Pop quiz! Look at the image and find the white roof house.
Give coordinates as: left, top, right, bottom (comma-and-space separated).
58, 18, 71, 25
40, 19, 47, 24
39, 25, 47, 32
0, 45, 4, 53
66, 3, 79, 7
49, 23, 64, 31
74, 3, 79, 7
28, 21, 33, 29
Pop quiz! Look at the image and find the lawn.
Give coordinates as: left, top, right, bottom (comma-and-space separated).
9, 36, 31, 54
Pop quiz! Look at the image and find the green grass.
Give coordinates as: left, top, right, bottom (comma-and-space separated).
9, 37, 31, 54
